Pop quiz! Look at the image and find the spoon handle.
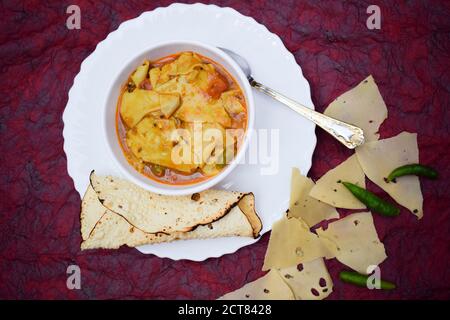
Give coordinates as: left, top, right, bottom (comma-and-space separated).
249, 79, 365, 149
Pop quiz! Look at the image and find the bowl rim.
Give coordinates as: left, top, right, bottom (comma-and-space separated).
102, 40, 255, 195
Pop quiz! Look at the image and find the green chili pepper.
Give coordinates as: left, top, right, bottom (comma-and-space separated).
342, 182, 400, 216
387, 164, 438, 182
339, 271, 396, 290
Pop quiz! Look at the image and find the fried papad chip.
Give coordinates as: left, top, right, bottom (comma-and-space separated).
89, 172, 246, 233
262, 216, 333, 271
218, 270, 295, 300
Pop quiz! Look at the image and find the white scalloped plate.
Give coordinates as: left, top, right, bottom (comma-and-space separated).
63, 3, 316, 260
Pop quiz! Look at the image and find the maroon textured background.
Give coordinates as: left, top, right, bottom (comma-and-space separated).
0, 0, 449, 300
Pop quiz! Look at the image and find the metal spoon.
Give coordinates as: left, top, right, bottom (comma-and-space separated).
219, 47, 365, 149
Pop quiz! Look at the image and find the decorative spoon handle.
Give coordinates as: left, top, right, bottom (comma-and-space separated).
249, 78, 365, 149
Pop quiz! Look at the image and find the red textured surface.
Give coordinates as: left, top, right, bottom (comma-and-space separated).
0, 0, 449, 300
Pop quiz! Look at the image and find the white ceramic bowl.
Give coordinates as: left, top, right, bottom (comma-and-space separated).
103, 41, 255, 195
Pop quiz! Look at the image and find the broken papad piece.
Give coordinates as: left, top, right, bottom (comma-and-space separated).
125, 116, 197, 173
81, 191, 261, 250
120, 89, 160, 128
287, 168, 339, 227
278, 258, 333, 300
324, 75, 388, 142
309, 154, 366, 209
316, 212, 387, 274
355, 131, 423, 218
80, 186, 107, 241
218, 269, 295, 300
262, 216, 332, 271
89, 171, 246, 233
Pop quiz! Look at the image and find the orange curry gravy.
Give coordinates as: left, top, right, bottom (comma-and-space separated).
116, 52, 248, 185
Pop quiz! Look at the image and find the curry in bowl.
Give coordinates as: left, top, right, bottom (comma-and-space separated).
117, 52, 248, 185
